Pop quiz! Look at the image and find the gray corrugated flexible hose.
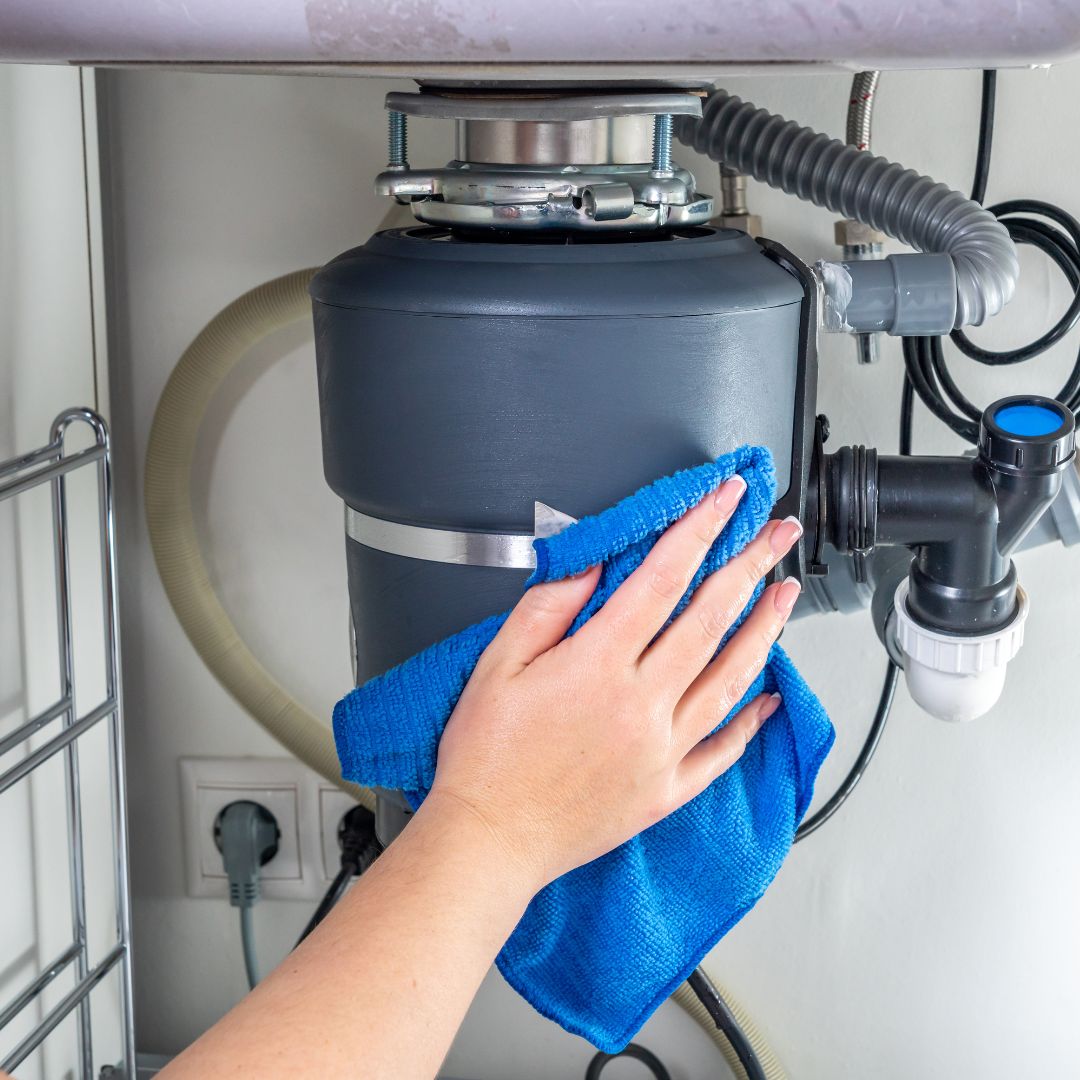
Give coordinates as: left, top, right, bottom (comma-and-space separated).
676, 90, 1018, 334
144, 265, 784, 1075
144, 267, 373, 811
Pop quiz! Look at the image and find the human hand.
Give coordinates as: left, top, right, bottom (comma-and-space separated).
425, 476, 803, 894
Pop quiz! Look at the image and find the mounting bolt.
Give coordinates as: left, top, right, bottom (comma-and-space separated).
388, 110, 409, 170
716, 166, 763, 237
651, 113, 673, 176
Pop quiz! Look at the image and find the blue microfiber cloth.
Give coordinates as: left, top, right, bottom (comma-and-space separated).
333, 446, 834, 1052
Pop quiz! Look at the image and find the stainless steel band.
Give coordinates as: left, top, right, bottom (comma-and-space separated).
345, 505, 538, 569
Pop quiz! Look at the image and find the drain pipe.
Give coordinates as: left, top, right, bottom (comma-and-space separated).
818, 397, 1076, 720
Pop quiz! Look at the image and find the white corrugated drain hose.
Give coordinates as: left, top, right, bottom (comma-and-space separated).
143, 267, 785, 1077
144, 267, 372, 811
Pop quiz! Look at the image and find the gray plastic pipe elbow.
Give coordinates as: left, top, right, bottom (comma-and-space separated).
818, 254, 957, 335
676, 92, 1019, 335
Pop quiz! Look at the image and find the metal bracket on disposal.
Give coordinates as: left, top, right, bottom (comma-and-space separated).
376, 162, 712, 232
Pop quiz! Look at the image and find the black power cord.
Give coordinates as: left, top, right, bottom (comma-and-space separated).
903, 70, 1080, 443
295, 805, 382, 947
899, 370, 915, 456
970, 69, 996, 207
686, 968, 767, 1080
794, 661, 900, 843
585, 1042, 672, 1080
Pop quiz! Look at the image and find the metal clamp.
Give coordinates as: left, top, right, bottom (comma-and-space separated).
346, 506, 538, 569
345, 501, 579, 570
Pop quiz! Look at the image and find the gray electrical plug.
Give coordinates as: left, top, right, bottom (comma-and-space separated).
214, 800, 280, 907
214, 800, 280, 987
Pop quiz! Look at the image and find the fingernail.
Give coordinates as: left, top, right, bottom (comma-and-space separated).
769, 515, 804, 556
757, 692, 782, 725
714, 474, 747, 515
773, 577, 802, 616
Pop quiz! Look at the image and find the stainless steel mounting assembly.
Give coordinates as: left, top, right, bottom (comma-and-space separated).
376, 91, 714, 232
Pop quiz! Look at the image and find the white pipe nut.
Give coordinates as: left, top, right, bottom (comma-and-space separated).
893, 579, 1029, 722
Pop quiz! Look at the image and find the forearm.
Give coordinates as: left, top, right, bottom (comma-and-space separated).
162, 794, 538, 1080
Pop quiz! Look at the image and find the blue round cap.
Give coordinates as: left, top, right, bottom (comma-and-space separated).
980, 395, 1075, 473
993, 402, 1066, 437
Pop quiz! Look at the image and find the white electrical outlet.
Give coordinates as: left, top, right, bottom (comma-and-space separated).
179, 757, 347, 901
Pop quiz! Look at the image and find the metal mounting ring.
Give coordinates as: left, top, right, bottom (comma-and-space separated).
385, 91, 703, 122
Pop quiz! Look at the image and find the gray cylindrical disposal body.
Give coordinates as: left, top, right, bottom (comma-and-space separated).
311, 226, 805, 682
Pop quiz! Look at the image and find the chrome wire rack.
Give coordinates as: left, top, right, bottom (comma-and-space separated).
0, 409, 135, 1076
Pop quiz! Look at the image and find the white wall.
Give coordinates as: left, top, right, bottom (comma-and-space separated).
101, 64, 1080, 1078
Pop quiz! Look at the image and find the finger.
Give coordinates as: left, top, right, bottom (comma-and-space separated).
673, 577, 801, 749
675, 691, 782, 803
583, 474, 747, 657
641, 516, 802, 689
483, 565, 602, 673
